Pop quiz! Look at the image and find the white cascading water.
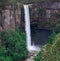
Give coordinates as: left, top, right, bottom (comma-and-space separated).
24, 5, 40, 52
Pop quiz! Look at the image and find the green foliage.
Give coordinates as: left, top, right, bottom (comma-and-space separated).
48, 21, 57, 30
54, 18, 60, 33
35, 33, 60, 61
40, 22, 47, 27
0, 29, 28, 61
48, 32, 56, 44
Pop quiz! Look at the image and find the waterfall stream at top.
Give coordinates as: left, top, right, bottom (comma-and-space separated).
24, 5, 40, 52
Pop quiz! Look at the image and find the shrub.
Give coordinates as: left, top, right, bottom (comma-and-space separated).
0, 29, 28, 61
35, 33, 60, 61
47, 32, 56, 44
53, 18, 60, 33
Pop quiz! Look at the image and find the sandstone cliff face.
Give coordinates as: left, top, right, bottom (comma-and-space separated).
30, 2, 59, 30
0, 2, 60, 31
1, 3, 22, 31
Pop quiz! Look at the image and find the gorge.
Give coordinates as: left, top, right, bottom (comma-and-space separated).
0, 2, 59, 52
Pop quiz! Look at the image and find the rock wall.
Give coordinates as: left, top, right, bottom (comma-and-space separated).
1, 3, 22, 31
0, 2, 59, 31
29, 3, 58, 30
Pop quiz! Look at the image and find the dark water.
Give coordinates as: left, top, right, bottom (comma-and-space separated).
31, 29, 52, 46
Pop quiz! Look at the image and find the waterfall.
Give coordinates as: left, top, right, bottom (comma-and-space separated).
24, 5, 40, 52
